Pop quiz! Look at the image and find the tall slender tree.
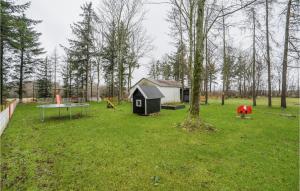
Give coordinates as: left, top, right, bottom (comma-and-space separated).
281, 0, 292, 108
36, 57, 52, 98
102, 21, 117, 97
13, 14, 44, 102
252, 7, 257, 106
265, 0, 272, 107
221, 8, 226, 106
99, 0, 150, 102
189, 0, 205, 124
0, 0, 30, 104
65, 2, 98, 101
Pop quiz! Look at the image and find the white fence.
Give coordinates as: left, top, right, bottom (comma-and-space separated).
0, 99, 19, 136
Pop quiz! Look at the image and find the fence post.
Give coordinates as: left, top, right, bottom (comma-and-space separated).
8, 102, 11, 119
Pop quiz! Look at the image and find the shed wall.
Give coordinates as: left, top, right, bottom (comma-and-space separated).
158, 87, 180, 103
129, 79, 181, 104
133, 90, 145, 115
146, 99, 161, 114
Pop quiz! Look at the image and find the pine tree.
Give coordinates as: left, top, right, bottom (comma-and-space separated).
148, 60, 160, 80
66, 2, 98, 101
36, 57, 52, 98
61, 55, 73, 98
13, 13, 44, 102
160, 56, 172, 80
0, 0, 30, 104
116, 21, 130, 102
102, 21, 117, 97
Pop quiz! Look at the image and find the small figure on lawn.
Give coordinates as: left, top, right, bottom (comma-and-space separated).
237, 105, 252, 119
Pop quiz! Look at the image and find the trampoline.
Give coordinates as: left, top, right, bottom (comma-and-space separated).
37, 103, 90, 122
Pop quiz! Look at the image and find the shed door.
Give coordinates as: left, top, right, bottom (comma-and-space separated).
133, 89, 145, 114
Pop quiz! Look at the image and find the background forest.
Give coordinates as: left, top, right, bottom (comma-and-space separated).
0, 0, 299, 110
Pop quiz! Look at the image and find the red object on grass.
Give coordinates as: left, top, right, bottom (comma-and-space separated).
237, 105, 252, 115
56, 95, 62, 105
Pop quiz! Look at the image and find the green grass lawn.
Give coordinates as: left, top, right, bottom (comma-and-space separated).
1, 98, 299, 190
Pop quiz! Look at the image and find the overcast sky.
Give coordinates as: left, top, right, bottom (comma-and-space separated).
22, 0, 297, 89
22, 0, 173, 84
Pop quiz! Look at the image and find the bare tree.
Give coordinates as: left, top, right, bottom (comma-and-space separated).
281, 0, 292, 108
99, 0, 150, 103
265, 0, 272, 106
189, 0, 205, 123
252, 7, 257, 106
221, 7, 226, 106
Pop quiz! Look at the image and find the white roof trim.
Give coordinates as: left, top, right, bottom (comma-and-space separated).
128, 85, 149, 99
130, 78, 181, 89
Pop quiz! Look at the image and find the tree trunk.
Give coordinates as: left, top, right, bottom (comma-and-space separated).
252, 8, 256, 106
239, 78, 242, 97
128, 65, 132, 95
281, 0, 292, 108
179, 0, 184, 103
278, 78, 281, 96
0, 38, 3, 105
90, 75, 93, 100
85, 8, 92, 102
97, 62, 100, 102
205, 34, 208, 104
189, 0, 205, 118
111, 66, 114, 98
68, 67, 72, 98
54, 50, 57, 96
19, 48, 24, 102
85, 61, 89, 102
243, 75, 246, 98
188, 2, 194, 104
117, 29, 123, 104
221, 11, 226, 106
209, 74, 212, 93
266, 0, 272, 107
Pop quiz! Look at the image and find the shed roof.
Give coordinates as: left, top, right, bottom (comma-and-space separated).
131, 78, 182, 88
130, 85, 164, 99
146, 79, 182, 88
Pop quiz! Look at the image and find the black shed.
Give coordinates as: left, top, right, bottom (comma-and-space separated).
129, 85, 164, 115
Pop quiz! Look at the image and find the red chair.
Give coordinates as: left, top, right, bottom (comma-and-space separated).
237, 105, 252, 118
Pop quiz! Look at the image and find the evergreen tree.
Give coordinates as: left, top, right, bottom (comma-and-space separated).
61, 55, 73, 98
102, 21, 117, 97
169, 50, 180, 81
160, 55, 172, 80
36, 57, 52, 98
66, 2, 98, 101
148, 60, 161, 80
12, 13, 44, 102
116, 21, 130, 102
207, 61, 217, 93
0, 0, 30, 104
